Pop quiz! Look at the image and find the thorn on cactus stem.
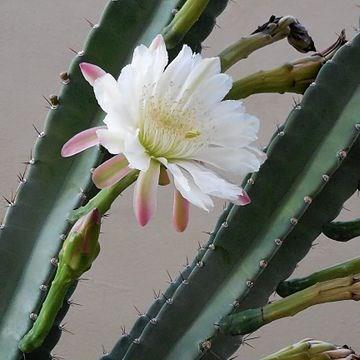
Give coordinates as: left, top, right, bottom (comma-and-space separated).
29, 313, 37, 321
166, 270, 173, 283
32, 124, 45, 138
39, 284, 48, 292
120, 325, 127, 335
50, 257, 58, 266
59, 323, 75, 335
49, 94, 59, 107
60, 71, 70, 85
133, 338, 141, 345
17, 169, 27, 184
152, 289, 161, 299
133, 305, 142, 316
67, 299, 83, 307
84, 17, 95, 28
68, 48, 84, 56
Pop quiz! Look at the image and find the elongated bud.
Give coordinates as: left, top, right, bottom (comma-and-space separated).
60, 208, 101, 277
259, 339, 359, 360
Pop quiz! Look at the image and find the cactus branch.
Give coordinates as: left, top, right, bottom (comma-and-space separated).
260, 339, 359, 360
227, 31, 346, 99
323, 218, 360, 242
219, 275, 360, 336
220, 15, 315, 71
19, 209, 101, 352
68, 170, 139, 223
277, 257, 360, 297
163, 0, 210, 49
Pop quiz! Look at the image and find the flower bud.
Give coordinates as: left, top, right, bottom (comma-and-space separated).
59, 208, 101, 277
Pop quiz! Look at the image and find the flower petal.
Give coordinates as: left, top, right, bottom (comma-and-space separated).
93, 73, 123, 114
238, 190, 251, 205
133, 160, 160, 226
80, 62, 106, 86
185, 73, 232, 109
123, 130, 150, 171
194, 146, 265, 176
61, 126, 104, 157
208, 100, 260, 148
96, 128, 124, 154
176, 160, 246, 204
131, 34, 168, 87
167, 163, 213, 211
176, 57, 221, 104
173, 189, 189, 232
92, 154, 130, 189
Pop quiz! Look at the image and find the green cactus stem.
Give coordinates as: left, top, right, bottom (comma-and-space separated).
323, 218, 360, 242
228, 31, 346, 99
220, 15, 315, 72
259, 339, 358, 360
277, 257, 360, 297
69, 170, 139, 222
163, 0, 210, 48
19, 209, 101, 353
219, 275, 360, 336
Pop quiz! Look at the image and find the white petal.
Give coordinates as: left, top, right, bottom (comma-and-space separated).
93, 74, 122, 114
176, 160, 245, 203
209, 107, 260, 148
154, 44, 198, 98
167, 163, 213, 211
194, 146, 265, 176
131, 34, 168, 86
96, 128, 124, 154
185, 73, 232, 109
176, 57, 221, 104
123, 130, 151, 171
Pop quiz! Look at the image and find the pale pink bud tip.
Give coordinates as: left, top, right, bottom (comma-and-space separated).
61, 126, 104, 157
238, 191, 251, 206
79, 62, 106, 86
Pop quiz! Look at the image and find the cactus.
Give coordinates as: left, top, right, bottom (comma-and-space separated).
277, 257, 360, 297
219, 275, 360, 336
323, 218, 360, 242
99, 31, 360, 360
19, 209, 101, 353
0, 1, 229, 359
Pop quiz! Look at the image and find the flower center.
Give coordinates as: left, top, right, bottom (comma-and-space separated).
138, 97, 204, 159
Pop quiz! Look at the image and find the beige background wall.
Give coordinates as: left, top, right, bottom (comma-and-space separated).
0, 1, 359, 359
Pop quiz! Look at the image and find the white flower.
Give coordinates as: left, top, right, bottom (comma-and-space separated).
62, 35, 265, 231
